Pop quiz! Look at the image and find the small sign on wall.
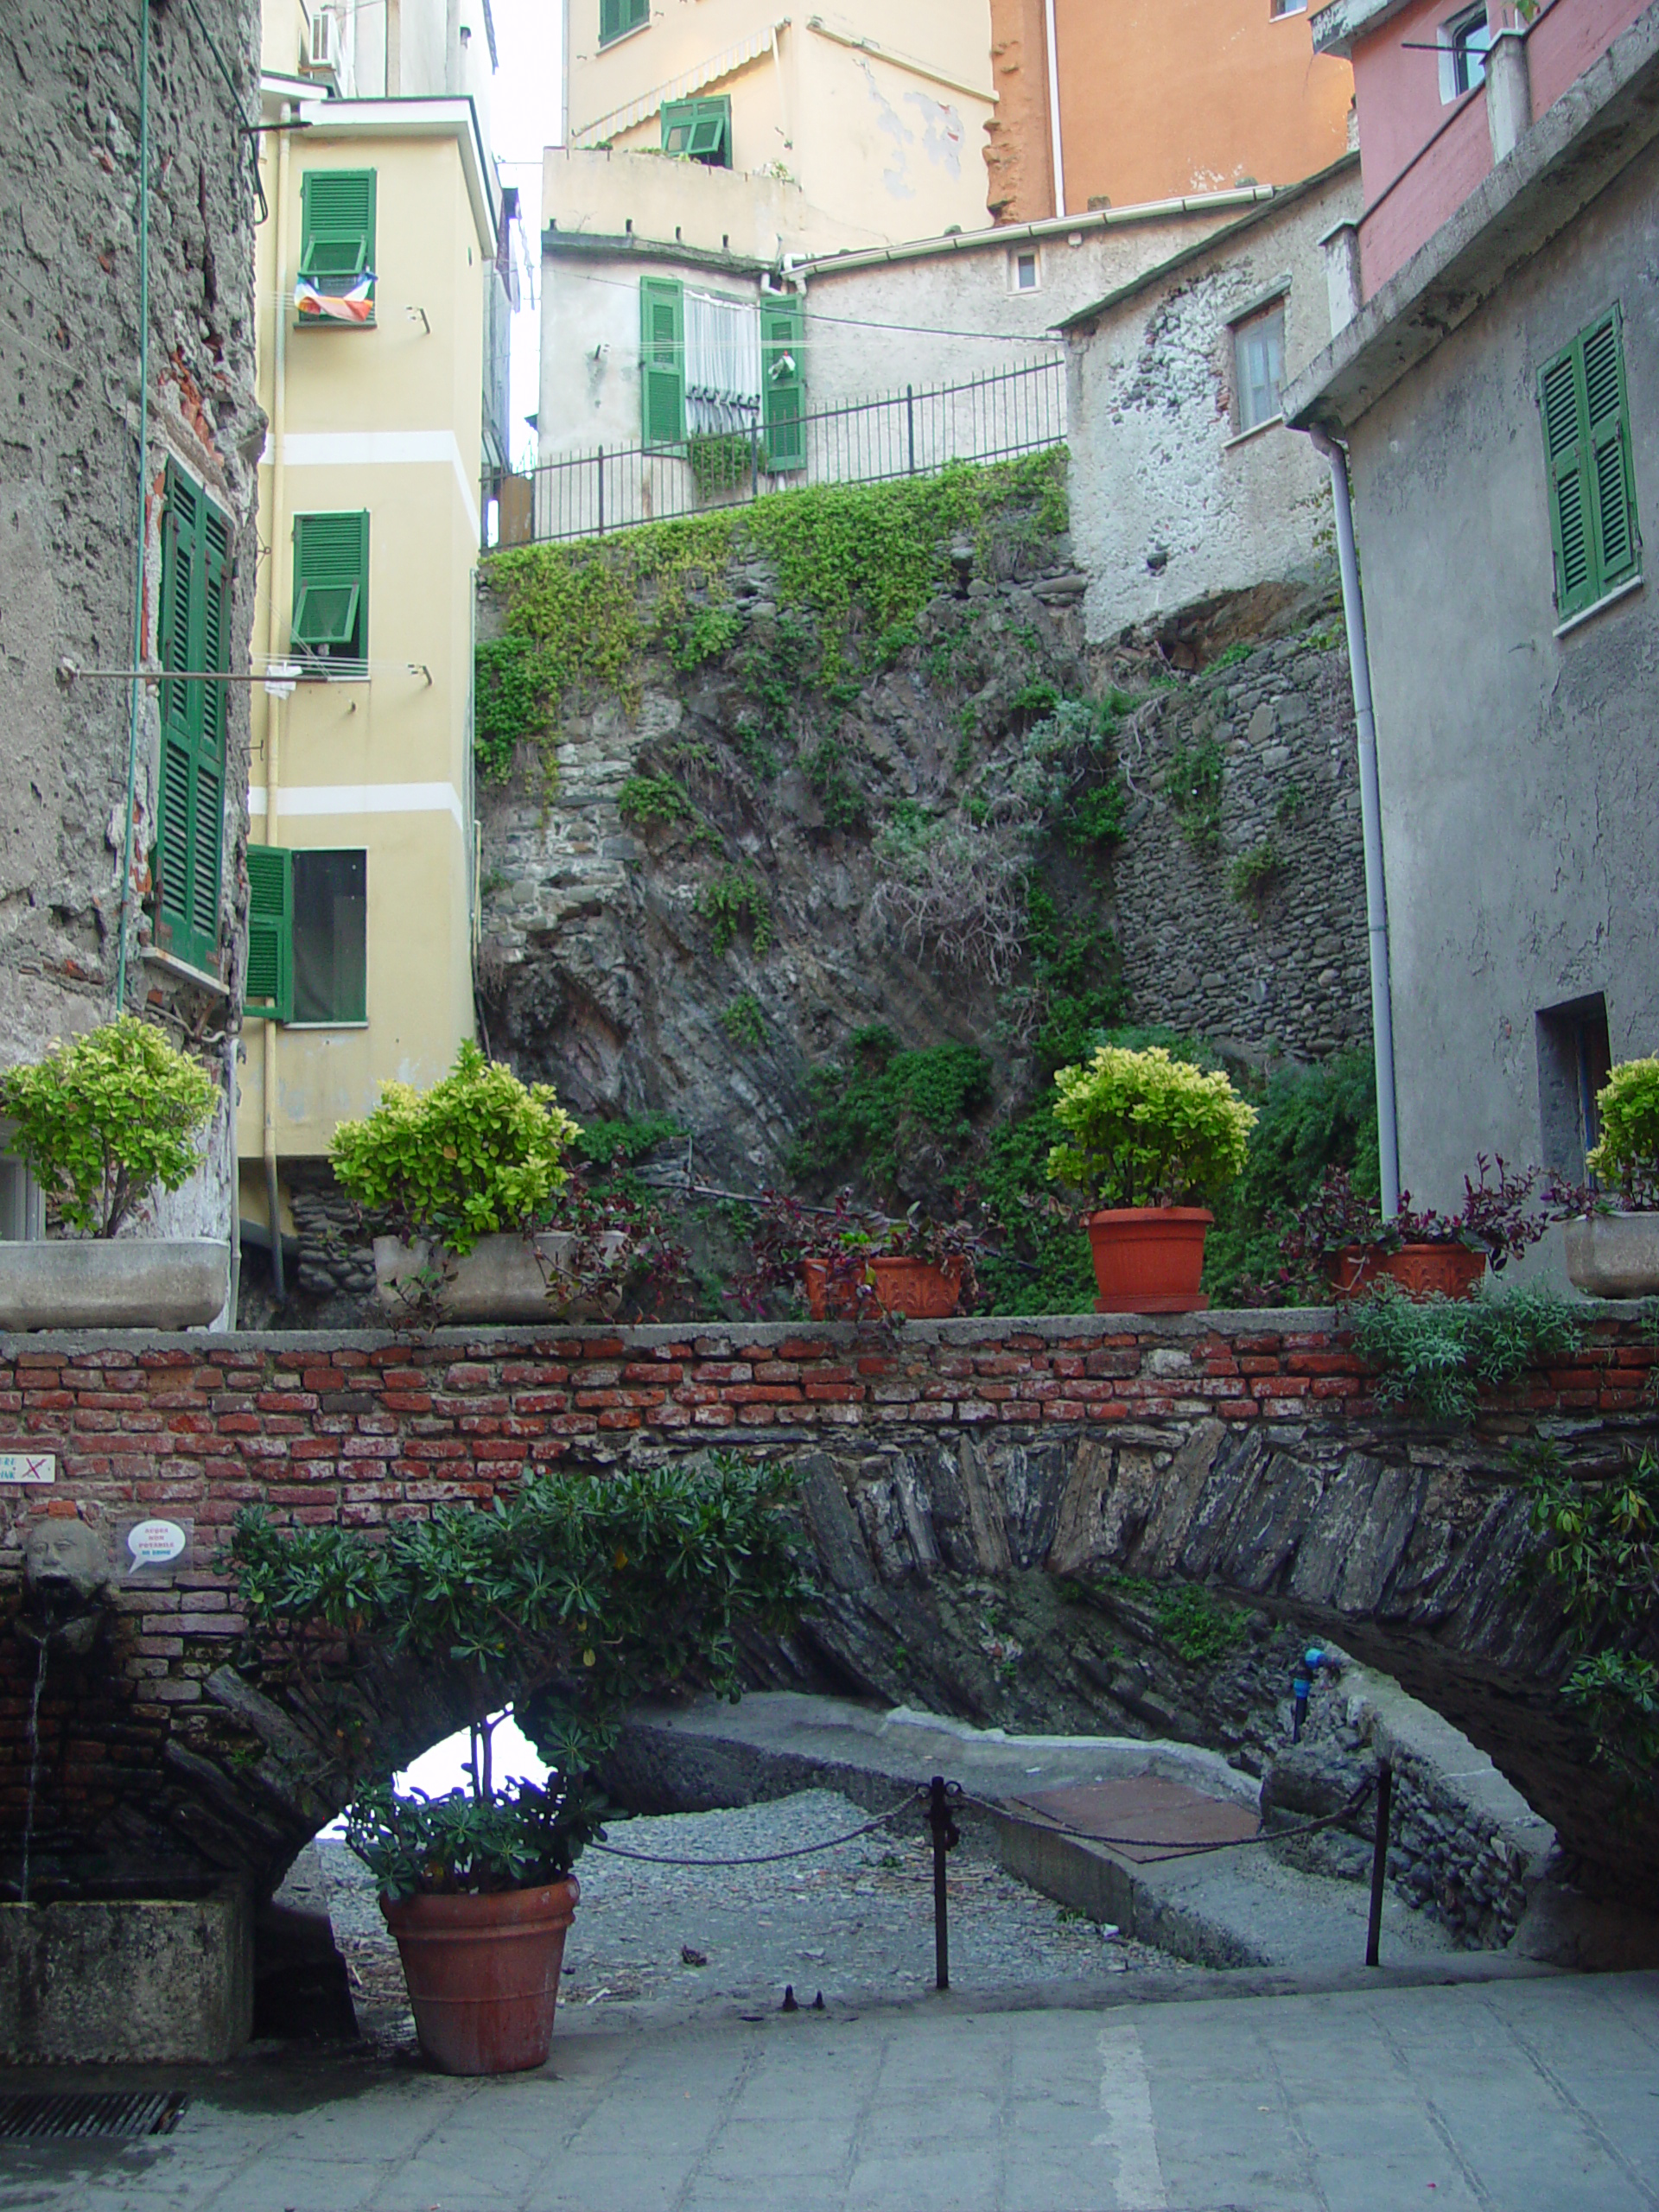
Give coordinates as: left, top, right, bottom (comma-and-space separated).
118, 1516, 193, 1582
0, 1453, 55, 1484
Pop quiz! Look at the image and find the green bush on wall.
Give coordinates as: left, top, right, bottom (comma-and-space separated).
1047, 1044, 1256, 1211
1587, 1058, 1659, 1201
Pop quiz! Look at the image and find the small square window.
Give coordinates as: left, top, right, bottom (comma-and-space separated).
1270, 0, 1307, 16
1232, 303, 1286, 434
1012, 250, 1039, 293
1440, 4, 1491, 100
292, 849, 366, 1024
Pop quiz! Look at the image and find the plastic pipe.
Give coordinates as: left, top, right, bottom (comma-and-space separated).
262, 120, 293, 1300
1044, 0, 1066, 219
115, 0, 150, 1014
1309, 426, 1402, 1218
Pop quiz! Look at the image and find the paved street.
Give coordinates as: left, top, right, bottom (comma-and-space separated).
2, 1968, 1655, 2212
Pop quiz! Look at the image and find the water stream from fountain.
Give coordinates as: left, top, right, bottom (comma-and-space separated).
19, 1637, 48, 1905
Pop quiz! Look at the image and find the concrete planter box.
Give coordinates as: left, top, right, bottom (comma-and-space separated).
373, 1230, 626, 1323
0, 1237, 228, 1330
1562, 1212, 1659, 1298
0, 1886, 251, 2061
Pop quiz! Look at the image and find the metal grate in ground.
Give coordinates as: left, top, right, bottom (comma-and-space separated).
0, 2090, 188, 2141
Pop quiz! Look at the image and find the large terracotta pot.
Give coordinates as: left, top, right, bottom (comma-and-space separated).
381, 1879, 578, 2075
1330, 1243, 1485, 1301
1085, 1207, 1211, 1314
1562, 1212, 1659, 1297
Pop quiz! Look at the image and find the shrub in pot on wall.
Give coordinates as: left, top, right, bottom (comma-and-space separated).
1279, 1158, 1546, 1303
1561, 1058, 1659, 1296
0, 1015, 226, 1328
232, 1452, 810, 2074
1045, 1044, 1255, 1313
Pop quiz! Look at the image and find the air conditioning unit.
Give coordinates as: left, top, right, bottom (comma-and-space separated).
307, 8, 341, 79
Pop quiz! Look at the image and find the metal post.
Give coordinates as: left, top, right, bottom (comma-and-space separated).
906, 385, 917, 478
596, 446, 605, 537
1365, 1759, 1393, 1967
927, 1776, 959, 1991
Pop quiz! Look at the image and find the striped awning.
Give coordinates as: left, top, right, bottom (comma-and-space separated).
574, 21, 786, 147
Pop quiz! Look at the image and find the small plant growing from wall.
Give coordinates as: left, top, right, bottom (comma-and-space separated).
696, 868, 773, 957
1229, 840, 1281, 906
0, 1015, 217, 1237
720, 993, 766, 1051
1166, 730, 1225, 851
618, 774, 696, 830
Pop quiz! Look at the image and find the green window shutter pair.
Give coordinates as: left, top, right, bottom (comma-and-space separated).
639, 277, 685, 448
156, 464, 232, 975
662, 97, 730, 165
244, 847, 294, 1023
600, 0, 648, 46
299, 168, 376, 289
762, 298, 805, 473
291, 511, 370, 661
1540, 305, 1642, 623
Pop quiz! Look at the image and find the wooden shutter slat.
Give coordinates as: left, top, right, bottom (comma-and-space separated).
762, 302, 804, 473
245, 846, 294, 1023
639, 278, 684, 447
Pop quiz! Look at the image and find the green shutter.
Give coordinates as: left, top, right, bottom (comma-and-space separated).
663, 97, 729, 164
155, 464, 231, 976
1541, 306, 1642, 622
291, 512, 369, 661
244, 846, 294, 1024
601, 0, 646, 44
639, 277, 684, 448
762, 298, 804, 473
299, 168, 376, 287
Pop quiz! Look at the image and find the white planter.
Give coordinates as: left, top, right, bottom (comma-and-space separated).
1561, 1212, 1659, 1298
372, 1230, 627, 1323
0, 1239, 229, 1331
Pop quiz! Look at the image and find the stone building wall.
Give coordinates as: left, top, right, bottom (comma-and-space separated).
0, 0, 264, 1244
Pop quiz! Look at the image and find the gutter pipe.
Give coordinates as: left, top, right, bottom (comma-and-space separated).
1309, 425, 1401, 1218
1043, 0, 1065, 219
115, 0, 151, 1015
263, 119, 292, 1300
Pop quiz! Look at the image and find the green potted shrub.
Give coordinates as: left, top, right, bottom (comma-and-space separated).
1046, 1044, 1255, 1312
0, 1015, 226, 1327
1560, 1058, 1659, 1295
332, 1041, 597, 1320
232, 1452, 810, 2075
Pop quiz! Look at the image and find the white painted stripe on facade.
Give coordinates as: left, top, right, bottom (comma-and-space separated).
280, 430, 480, 538
248, 783, 466, 830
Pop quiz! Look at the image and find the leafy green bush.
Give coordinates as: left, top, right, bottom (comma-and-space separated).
1202, 1052, 1379, 1303
1105, 1574, 1249, 1664
330, 1041, 579, 1255
0, 1015, 217, 1237
567, 1113, 683, 1171
1587, 1058, 1659, 1202
792, 1027, 992, 1192
618, 774, 696, 829
1047, 1044, 1255, 1210
1351, 1281, 1585, 1424
474, 636, 542, 785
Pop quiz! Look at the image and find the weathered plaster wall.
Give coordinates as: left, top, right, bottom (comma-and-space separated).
0, 0, 263, 1243
1066, 168, 1362, 644
984, 0, 1055, 223
1344, 145, 1659, 1219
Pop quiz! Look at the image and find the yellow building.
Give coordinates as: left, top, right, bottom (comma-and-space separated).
241, 26, 499, 1284
563, 0, 996, 248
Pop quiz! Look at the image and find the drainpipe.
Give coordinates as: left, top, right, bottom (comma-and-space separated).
115, 0, 151, 1014
262, 120, 292, 1300
1043, 0, 1066, 219
1309, 426, 1401, 1218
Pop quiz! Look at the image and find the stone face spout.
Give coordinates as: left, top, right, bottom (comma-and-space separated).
17, 1518, 111, 1658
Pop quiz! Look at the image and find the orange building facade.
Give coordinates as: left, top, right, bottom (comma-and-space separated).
987, 0, 1355, 221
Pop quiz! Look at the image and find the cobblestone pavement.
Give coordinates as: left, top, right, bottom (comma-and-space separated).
300, 1791, 1194, 2042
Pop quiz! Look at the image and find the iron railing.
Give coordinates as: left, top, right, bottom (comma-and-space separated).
496, 356, 1066, 548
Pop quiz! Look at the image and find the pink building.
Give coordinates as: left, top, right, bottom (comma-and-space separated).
1311, 0, 1651, 297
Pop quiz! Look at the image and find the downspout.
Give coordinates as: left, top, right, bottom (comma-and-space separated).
1309, 425, 1401, 1217
263, 120, 293, 1300
115, 0, 151, 1014
1043, 0, 1066, 219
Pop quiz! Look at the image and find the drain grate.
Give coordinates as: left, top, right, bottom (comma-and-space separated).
0, 2091, 188, 2142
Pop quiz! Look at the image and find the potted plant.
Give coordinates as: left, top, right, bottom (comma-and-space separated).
740, 1193, 983, 1320
1559, 1058, 1659, 1295
1046, 1044, 1256, 1313
1281, 1159, 1545, 1303
867, 1205, 982, 1319
332, 1042, 588, 1321
0, 1015, 226, 1328
231, 1452, 810, 2074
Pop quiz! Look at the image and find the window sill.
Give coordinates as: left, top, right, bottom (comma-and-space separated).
1554, 574, 1643, 639
142, 947, 228, 1000
1223, 414, 1284, 452
283, 1020, 369, 1031
292, 314, 376, 332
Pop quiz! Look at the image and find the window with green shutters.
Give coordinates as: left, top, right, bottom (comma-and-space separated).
1539, 305, 1642, 624
639, 277, 685, 448
292, 850, 367, 1023
662, 97, 730, 166
291, 511, 369, 664
244, 846, 294, 1024
762, 297, 804, 473
299, 168, 376, 292
599, 0, 648, 46
155, 464, 231, 976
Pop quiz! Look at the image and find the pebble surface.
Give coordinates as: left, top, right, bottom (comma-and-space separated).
295, 1789, 1191, 2044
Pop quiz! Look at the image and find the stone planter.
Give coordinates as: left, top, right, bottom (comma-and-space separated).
1562, 1212, 1659, 1298
1085, 1207, 1211, 1314
0, 1238, 228, 1331
372, 1231, 626, 1323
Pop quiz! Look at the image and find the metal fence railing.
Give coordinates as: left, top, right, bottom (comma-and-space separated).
495, 356, 1066, 548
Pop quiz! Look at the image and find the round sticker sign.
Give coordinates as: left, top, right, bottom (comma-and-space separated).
127, 1518, 188, 1567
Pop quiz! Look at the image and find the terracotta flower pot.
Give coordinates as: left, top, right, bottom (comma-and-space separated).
1085, 1207, 1211, 1314
801, 1256, 864, 1319
381, 1878, 578, 2075
1328, 1242, 1486, 1301
868, 1255, 965, 1319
